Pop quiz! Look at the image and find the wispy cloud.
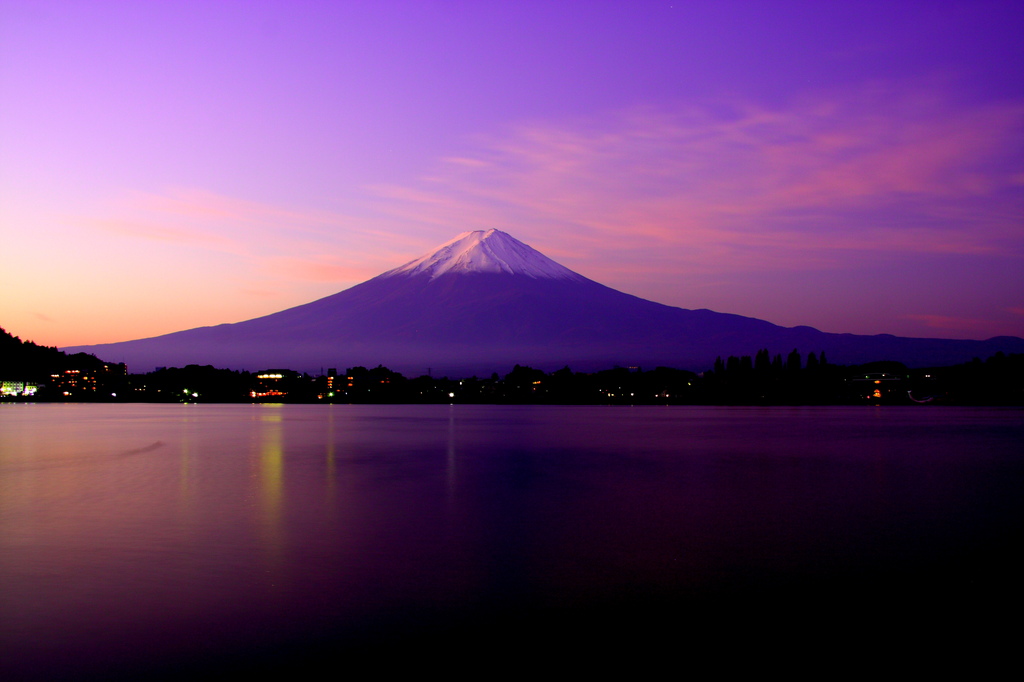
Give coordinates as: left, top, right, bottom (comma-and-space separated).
268, 256, 395, 284
67, 83, 1022, 343
83, 82, 1023, 292
95, 218, 239, 250
94, 188, 368, 250
904, 314, 995, 335
367, 83, 1024, 279
86, 187, 420, 285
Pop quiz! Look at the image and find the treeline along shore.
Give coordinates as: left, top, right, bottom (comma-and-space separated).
2, 328, 1022, 405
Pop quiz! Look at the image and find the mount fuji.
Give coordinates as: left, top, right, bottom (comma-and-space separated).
66, 229, 1023, 375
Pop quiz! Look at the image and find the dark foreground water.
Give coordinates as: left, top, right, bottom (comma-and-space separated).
1, 404, 1021, 678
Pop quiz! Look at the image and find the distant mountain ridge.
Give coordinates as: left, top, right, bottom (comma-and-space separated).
64, 230, 1024, 375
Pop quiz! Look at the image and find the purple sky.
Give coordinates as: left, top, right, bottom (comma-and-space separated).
2, 1, 1022, 347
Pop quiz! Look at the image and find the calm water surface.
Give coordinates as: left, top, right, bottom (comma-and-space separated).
1, 404, 1021, 677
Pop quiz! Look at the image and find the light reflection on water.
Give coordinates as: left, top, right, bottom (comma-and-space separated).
0, 403, 1021, 677
257, 408, 284, 570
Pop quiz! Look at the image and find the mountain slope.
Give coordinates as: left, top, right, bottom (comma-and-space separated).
65, 230, 1024, 375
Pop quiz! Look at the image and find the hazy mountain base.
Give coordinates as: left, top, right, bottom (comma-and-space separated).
64, 274, 1024, 376
62, 229, 1024, 374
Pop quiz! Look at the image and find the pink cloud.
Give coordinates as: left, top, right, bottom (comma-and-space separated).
239, 288, 283, 300
365, 83, 1023, 281
84, 187, 433, 289
269, 256, 393, 284
94, 218, 239, 250
904, 314, 994, 334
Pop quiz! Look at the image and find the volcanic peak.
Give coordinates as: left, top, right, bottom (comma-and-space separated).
380, 229, 585, 281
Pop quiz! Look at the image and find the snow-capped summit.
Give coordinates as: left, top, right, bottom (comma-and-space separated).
381, 229, 586, 281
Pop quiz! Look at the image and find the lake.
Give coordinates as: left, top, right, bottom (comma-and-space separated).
1, 404, 1021, 678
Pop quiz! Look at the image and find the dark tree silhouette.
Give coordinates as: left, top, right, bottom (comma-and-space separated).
787, 349, 801, 372
754, 348, 771, 373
